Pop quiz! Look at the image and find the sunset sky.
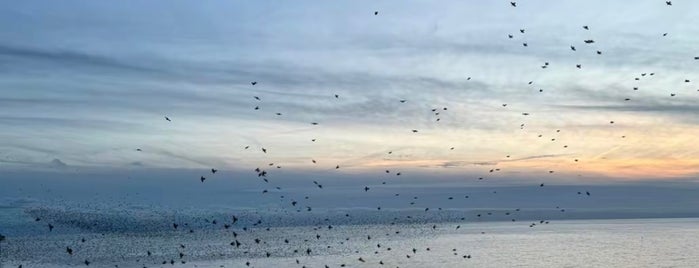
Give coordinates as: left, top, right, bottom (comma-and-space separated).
2, 0, 699, 181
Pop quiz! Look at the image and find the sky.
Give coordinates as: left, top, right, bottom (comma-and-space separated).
2, 0, 699, 184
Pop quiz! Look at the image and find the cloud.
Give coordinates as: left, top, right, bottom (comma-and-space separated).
0, 44, 158, 73
436, 154, 567, 168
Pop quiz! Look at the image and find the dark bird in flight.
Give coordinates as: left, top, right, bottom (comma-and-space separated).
584, 39, 595, 44
200, 176, 206, 182
66, 246, 73, 255
211, 168, 217, 174
374, 11, 378, 15
583, 25, 589, 30
510, 2, 516, 7
164, 116, 171, 122
666, 1, 672, 5
251, 81, 257, 85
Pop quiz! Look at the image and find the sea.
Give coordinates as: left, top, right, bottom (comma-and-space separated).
2, 172, 699, 267
1, 207, 697, 268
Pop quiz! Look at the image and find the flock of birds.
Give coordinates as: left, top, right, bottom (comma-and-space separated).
5, 1, 699, 268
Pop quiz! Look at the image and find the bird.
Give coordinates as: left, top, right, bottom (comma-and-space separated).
211, 168, 217, 174
251, 81, 257, 85
200, 176, 206, 182
164, 116, 171, 122
374, 11, 378, 15
510, 2, 516, 7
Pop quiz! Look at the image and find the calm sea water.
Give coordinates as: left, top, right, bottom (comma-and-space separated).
1, 216, 697, 268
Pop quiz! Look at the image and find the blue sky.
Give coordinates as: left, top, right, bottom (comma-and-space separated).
2, 0, 699, 182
